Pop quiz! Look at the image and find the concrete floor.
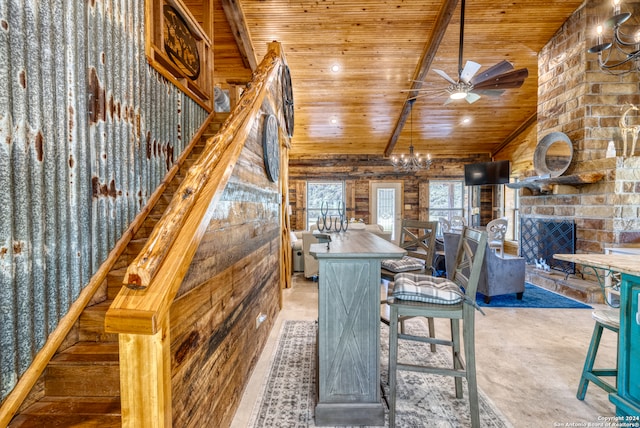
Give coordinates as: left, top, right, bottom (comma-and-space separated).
231, 273, 617, 427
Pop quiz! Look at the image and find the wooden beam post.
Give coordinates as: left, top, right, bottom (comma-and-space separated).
119, 315, 172, 428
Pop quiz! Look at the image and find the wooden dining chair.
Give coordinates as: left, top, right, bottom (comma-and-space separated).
380, 220, 438, 281
387, 227, 487, 428
380, 220, 438, 350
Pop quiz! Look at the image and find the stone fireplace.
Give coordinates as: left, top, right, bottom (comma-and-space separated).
515, 0, 640, 301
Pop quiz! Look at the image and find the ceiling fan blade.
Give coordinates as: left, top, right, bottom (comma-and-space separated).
465, 92, 481, 104
408, 91, 447, 101
400, 88, 440, 93
433, 69, 457, 84
472, 68, 529, 90
473, 89, 505, 97
460, 60, 481, 83
470, 60, 514, 85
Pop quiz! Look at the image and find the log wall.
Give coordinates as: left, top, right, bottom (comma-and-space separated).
287, 154, 490, 231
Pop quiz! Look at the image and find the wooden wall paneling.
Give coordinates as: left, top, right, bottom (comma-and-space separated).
285, 154, 492, 229
287, 181, 296, 230
295, 181, 306, 230
480, 186, 493, 225
184, 0, 213, 35
212, 0, 252, 85
493, 118, 537, 177
169, 237, 280, 427
403, 177, 419, 220
419, 181, 429, 221
345, 180, 356, 220
354, 180, 370, 223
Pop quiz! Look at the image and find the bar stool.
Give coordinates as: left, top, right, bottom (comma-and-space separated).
577, 309, 619, 400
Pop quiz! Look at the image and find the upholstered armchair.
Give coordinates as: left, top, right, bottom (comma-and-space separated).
443, 231, 525, 303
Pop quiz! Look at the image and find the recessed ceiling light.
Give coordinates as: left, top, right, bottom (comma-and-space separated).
462, 117, 472, 125
330, 64, 340, 73
330, 117, 338, 124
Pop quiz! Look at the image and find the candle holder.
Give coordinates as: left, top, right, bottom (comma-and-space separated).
316, 201, 349, 233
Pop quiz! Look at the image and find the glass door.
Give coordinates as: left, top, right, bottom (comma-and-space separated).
370, 182, 402, 242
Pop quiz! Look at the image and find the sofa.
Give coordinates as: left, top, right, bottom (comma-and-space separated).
443, 231, 525, 303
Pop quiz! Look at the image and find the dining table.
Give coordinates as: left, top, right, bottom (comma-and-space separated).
310, 231, 406, 426
554, 253, 640, 418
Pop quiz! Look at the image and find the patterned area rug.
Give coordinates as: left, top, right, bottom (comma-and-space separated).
249, 320, 513, 427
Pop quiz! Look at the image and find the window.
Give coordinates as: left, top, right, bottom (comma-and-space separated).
307, 181, 345, 230
428, 180, 464, 233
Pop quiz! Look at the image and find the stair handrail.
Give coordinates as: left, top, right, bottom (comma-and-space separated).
105, 41, 285, 335
104, 41, 287, 428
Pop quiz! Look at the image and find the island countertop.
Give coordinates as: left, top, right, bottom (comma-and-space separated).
554, 253, 640, 277
309, 230, 406, 260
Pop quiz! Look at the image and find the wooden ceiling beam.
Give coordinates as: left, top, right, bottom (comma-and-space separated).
221, 0, 258, 71
384, 0, 459, 158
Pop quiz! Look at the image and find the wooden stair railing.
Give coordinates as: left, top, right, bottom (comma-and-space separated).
0, 119, 214, 428
104, 42, 287, 427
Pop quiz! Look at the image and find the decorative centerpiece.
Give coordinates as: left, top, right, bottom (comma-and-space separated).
316, 201, 349, 232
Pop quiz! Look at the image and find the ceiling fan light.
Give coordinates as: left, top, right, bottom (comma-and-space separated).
450, 91, 467, 100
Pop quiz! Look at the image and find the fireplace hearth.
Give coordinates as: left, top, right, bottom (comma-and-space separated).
520, 217, 575, 274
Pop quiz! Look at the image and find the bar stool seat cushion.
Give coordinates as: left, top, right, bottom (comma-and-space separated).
381, 256, 425, 273
392, 272, 464, 304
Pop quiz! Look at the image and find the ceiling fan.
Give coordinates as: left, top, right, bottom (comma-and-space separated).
409, 0, 528, 104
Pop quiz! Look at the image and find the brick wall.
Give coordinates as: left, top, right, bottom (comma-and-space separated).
518, 0, 640, 254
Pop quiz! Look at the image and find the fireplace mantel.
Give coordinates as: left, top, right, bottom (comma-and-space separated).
507, 171, 605, 194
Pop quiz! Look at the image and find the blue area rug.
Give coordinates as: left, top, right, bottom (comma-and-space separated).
477, 283, 592, 309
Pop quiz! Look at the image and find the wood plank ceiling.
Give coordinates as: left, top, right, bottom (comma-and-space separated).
213, 0, 586, 159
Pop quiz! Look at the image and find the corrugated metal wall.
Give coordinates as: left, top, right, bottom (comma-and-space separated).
0, 0, 208, 401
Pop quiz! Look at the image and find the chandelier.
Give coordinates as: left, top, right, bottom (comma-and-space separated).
589, 0, 640, 74
390, 100, 432, 171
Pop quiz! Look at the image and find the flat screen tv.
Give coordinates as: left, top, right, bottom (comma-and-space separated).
464, 160, 510, 186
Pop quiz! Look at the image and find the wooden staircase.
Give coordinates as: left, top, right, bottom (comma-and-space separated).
8, 117, 224, 427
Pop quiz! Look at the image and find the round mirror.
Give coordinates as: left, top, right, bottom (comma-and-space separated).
533, 132, 573, 177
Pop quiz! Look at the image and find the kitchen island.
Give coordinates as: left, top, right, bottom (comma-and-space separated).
310, 231, 405, 425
